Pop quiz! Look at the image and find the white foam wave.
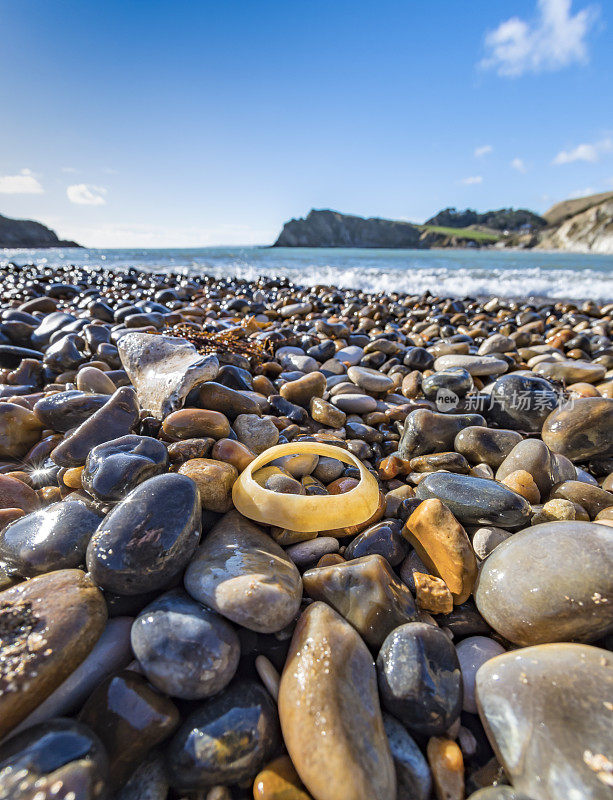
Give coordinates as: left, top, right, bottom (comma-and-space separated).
196, 262, 613, 301
2, 247, 612, 301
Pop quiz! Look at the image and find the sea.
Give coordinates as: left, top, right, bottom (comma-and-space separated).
2, 246, 613, 302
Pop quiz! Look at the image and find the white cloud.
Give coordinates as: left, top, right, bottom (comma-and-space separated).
553, 137, 612, 164
511, 157, 528, 173
461, 175, 483, 185
474, 145, 493, 158
66, 184, 107, 206
568, 187, 596, 198
480, 0, 598, 77
0, 168, 44, 194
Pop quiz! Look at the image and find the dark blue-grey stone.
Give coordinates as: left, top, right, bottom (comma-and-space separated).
399, 409, 486, 458
34, 390, 110, 432
377, 622, 462, 736
43, 334, 87, 372
0, 499, 103, 576
82, 434, 169, 500
383, 713, 432, 800
86, 473, 201, 595
131, 589, 240, 700
165, 680, 280, 790
486, 373, 559, 432
51, 387, 140, 467
0, 345, 44, 368
0, 718, 108, 800
344, 519, 408, 566
422, 367, 473, 400
31, 311, 77, 347
415, 472, 532, 527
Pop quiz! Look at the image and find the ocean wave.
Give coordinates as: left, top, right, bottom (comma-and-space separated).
196, 262, 613, 301
2, 246, 612, 301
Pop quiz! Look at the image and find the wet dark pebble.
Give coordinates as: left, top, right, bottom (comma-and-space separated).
0, 718, 109, 800
130, 588, 240, 699
415, 472, 533, 527
82, 434, 169, 500
165, 680, 280, 790
0, 498, 103, 576
79, 670, 179, 791
343, 518, 408, 565
487, 373, 559, 432
377, 622, 463, 736
33, 390, 111, 432
87, 473, 201, 594
51, 386, 140, 467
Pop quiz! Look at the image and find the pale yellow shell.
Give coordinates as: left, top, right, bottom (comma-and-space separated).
232, 441, 380, 531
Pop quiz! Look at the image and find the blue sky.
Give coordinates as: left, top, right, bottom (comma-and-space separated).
0, 0, 611, 246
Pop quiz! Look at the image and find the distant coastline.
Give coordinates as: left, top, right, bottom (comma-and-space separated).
272, 192, 613, 254
3, 189, 613, 254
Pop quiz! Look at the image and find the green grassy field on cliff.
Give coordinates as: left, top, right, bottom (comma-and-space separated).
420, 225, 501, 242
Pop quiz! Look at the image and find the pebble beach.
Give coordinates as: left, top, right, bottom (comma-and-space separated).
0, 260, 611, 800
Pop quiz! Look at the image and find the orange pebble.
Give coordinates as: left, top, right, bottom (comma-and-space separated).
500, 469, 540, 504
567, 382, 600, 397
63, 466, 84, 489
253, 755, 312, 800
427, 737, 464, 800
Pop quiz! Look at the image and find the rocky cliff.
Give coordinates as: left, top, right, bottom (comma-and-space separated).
0, 214, 81, 248
273, 209, 488, 249
274, 197, 613, 254
273, 209, 423, 248
534, 192, 613, 254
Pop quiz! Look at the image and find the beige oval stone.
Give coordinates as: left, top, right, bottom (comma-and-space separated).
76, 365, 116, 394
278, 602, 396, 800
475, 521, 613, 645
178, 458, 238, 513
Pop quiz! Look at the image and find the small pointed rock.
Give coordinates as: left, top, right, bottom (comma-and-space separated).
303, 554, 417, 647
184, 509, 301, 633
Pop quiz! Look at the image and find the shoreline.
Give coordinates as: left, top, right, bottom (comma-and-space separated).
0, 255, 613, 308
